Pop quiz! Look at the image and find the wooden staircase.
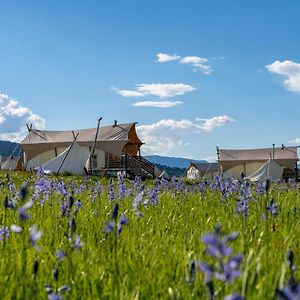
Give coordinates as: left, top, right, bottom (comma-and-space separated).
104, 155, 155, 178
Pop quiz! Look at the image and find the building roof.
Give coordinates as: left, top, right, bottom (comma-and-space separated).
20, 122, 142, 160
219, 147, 298, 161
189, 162, 219, 172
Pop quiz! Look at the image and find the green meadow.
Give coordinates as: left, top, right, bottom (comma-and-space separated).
0, 171, 299, 299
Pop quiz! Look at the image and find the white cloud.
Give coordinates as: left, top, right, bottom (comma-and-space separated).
117, 83, 195, 99
117, 90, 145, 97
132, 101, 182, 108
137, 116, 235, 154
288, 137, 300, 145
156, 53, 180, 62
0, 93, 45, 142
266, 60, 300, 92
199, 115, 235, 132
180, 56, 212, 74
156, 52, 213, 74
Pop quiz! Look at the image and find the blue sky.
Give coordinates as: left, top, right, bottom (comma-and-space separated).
0, 1, 300, 160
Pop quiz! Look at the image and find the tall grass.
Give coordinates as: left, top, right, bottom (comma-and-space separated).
0, 171, 299, 299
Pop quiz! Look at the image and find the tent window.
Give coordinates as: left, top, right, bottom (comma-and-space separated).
92, 155, 97, 170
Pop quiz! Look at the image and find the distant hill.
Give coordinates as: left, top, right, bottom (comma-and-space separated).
145, 155, 207, 169
0, 140, 21, 157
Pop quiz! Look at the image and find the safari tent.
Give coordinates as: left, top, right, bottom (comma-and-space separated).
218, 146, 298, 181
186, 162, 219, 180
20, 122, 155, 177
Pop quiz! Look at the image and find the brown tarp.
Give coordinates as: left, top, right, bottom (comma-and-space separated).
21, 123, 143, 161
219, 147, 298, 172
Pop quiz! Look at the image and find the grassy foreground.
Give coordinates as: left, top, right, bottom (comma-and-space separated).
0, 171, 300, 299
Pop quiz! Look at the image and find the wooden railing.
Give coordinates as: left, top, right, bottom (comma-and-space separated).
102, 155, 155, 178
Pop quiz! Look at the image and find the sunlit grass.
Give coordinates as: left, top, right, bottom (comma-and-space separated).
0, 171, 299, 299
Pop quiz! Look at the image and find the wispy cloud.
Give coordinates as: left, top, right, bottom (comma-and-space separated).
266, 60, 300, 93
179, 56, 212, 74
156, 53, 180, 62
156, 52, 213, 74
288, 137, 300, 145
197, 115, 235, 132
137, 116, 235, 154
116, 83, 196, 99
132, 101, 182, 108
0, 93, 45, 142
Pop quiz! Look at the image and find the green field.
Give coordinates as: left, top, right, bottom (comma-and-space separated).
0, 171, 299, 299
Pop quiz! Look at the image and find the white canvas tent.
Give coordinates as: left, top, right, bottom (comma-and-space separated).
40, 142, 90, 175
159, 169, 171, 180
21, 122, 143, 172
245, 159, 283, 182
219, 147, 298, 180
186, 162, 219, 180
1, 156, 20, 171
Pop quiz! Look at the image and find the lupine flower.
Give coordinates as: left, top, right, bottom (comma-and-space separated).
29, 225, 42, 248
96, 181, 103, 194
74, 235, 83, 250
108, 187, 115, 201
117, 214, 129, 234
198, 224, 243, 298
20, 181, 29, 201
69, 218, 76, 232
56, 250, 66, 262
149, 188, 158, 206
277, 278, 300, 300
133, 192, 143, 212
104, 220, 115, 233
256, 182, 264, 195
118, 172, 126, 199
266, 198, 278, 217
0, 226, 10, 240
11, 224, 22, 233
45, 285, 71, 300
66, 194, 74, 211
19, 200, 34, 221
4, 195, 15, 209
74, 200, 82, 212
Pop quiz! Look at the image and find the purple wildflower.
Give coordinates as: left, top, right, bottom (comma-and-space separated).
19, 181, 29, 201
199, 224, 243, 295
56, 250, 66, 262
10, 224, 22, 233
104, 220, 115, 233
117, 214, 129, 234
0, 226, 10, 240
266, 198, 278, 217
73, 235, 83, 250
29, 225, 42, 249
19, 200, 33, 221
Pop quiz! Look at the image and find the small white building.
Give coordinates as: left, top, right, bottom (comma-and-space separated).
186, 162, 219, 180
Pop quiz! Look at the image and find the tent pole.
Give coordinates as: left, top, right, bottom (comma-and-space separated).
56, 132, 79, 174
90, 117, 102, 176
216, 146, 221, 174
272, 143, 275, 159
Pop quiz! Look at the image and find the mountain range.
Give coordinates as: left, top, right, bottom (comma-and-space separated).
145, 155, 207, 169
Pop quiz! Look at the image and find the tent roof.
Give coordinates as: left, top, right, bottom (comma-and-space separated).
21, 122, 141, 145
219, 147, 298, 162
20, 122, 142, 160
189, 162, 219, 172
